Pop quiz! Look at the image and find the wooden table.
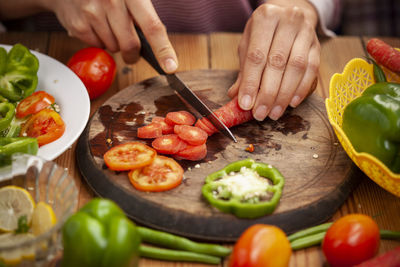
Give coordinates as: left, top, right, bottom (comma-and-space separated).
1, 31, 399, 266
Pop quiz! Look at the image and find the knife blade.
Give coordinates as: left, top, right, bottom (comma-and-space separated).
136, 27, 237, 142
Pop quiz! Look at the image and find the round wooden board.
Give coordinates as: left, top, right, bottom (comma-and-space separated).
76, 69, 361, 242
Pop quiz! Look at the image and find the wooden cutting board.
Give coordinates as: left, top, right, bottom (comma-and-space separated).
76, 69, 361, 242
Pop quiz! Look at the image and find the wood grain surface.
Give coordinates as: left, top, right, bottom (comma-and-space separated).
76, 69, 360, 241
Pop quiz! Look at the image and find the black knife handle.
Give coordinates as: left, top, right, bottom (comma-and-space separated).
136, 27, 166, 75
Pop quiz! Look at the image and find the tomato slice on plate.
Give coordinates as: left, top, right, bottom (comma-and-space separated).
16, 91, 55, 118
20, 109, 65, 147
174, 125, 208, 145
152, 116, 174, 134
165, 111, 196, 126
103, 142, 156, 171
128, 155, 184, 192
151, 134, 188, 154
176, 143, 207, 161
137, 122, 163, 139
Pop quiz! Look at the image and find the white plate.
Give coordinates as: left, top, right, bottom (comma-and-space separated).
0, 44, 90, 160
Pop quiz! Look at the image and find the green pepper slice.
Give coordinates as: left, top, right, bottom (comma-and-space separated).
0, 102, 15, 131
0, 44, 39, 101
201, 158, 285, 219
0, 137, 38, 166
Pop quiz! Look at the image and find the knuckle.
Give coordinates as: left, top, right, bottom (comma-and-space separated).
246, 48, 266, 65
121, 37, 141, 53
287, 6, 304, 22
70, 21, 90, 36
289, 55, 307, 71
268, 51, 287, 71
143, 19, 166, 36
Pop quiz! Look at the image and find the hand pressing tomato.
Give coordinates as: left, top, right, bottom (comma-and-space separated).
322, 214, 380, 267
20, 109, 65, 146
229, 224, 292, 267
128, 155, 183, 192
67, 47, 116, 100
16, 91, 55, 118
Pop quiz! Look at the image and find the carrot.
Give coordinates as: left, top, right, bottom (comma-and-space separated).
366, 38, 400, 73
354, 246, 400, 267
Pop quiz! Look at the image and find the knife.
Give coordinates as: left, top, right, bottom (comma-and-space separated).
136, 27, 237, 143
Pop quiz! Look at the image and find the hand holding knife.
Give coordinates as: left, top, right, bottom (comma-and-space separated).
135, 27, 237, 143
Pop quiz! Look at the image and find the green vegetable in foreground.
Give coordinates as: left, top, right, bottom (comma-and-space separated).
202, 158, 284, 218
342, 82, 400, 173
0, 44, 39, 101
0, 137, 38, 167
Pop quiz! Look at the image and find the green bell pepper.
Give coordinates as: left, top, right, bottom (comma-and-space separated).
342, 82, 400, 173
0, 102, 15, 131
201, 158, 285, 219
0, 137, 38, 166
62, 198, 141, 267
0, 44, 39, 101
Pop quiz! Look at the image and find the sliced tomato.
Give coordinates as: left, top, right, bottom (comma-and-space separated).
137, 122, 163, 139
165, 111, 196, 126
174, 124, 208, 145
128, 155, 184, 192
151, 134, 188, 155
152, 116, 174, 134
20, 109, 65, 147
176, 143, 207, 161
16, 91, 55, 118
103, 142, 156, 171
194, 118, 217, 136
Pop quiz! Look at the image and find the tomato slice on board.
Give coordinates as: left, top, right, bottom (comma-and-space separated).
137, 122, 163, 139
194, 118, 217, 136
16, 91, 55, 118
128, 155, 184, 192
174, 125, 208, 145
176, 143, 207, 161
151, 134, 188, 155
20, 109, 65, 147
103, 142, 157, 171
165, 111, 196, 126
152, 116, 174, 134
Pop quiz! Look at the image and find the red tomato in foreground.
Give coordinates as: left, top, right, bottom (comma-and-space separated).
229, 224, 292, 267
128, 155, 183, 192
67, 47, 116, 100
16, 91, 55, 118
322, 214, 380, 267
20, 109, 65, 147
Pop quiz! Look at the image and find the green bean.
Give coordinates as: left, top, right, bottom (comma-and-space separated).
380, 230, 400, 240
287, 222, 333, 242
139, 245, 221, 265
137, 226, 231, 257
290, 232, 326, 250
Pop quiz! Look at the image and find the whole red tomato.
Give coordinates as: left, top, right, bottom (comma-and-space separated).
229, 224, 292, 267
67, 47, 116, 100
322, 214, 380, 267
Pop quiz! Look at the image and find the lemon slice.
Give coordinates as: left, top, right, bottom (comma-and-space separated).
0, 232, 35, 265
31, 202, 57, 236
0, 186, 35, 232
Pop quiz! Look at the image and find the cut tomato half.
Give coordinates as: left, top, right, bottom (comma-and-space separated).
165, 111, 196, 126
137, 122, 163, 139
128, 155, 184, 192
176, 143, 207, 161
103, 142, 156, 171
20, 109, 65, 147
152, 116, 174, 134
174, 124, 208, 145
151, 134, 188, 155
16, 91, 55, 118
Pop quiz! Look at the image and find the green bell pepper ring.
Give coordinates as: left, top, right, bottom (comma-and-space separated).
0, 102, 15, 131
342, 82, 400, 173
0, 44, 39, 101
201, 158, 285, 219
62, 198, 141, 267
0, 137, 38, 166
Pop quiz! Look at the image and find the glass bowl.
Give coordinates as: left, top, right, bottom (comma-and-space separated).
0, 154, 78, 266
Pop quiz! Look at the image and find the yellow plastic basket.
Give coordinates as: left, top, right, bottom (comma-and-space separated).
325, 58, 400, 197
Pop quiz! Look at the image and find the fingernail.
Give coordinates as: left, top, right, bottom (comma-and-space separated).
269, 105, 282, 120
240, 95, 252, 109
164, 58, 177, 73
254, 105, 268, 121
290, 95, 301, 107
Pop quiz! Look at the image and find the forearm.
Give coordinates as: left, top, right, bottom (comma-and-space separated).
0, 0, 49, 20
